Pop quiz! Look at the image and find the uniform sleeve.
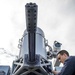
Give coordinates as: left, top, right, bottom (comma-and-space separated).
57, 57, 75, 75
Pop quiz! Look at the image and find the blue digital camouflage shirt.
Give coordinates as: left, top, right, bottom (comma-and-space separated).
57, 56, 75, 75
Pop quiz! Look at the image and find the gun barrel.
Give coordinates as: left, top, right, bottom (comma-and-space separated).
25, 3, 38, 62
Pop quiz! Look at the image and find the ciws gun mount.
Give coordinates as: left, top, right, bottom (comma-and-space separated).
11, 3, 62, 75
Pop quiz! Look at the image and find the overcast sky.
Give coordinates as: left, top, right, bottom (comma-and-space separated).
0, 0, 75, 66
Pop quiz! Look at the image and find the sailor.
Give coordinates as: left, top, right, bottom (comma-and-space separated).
52, 50, 75, 75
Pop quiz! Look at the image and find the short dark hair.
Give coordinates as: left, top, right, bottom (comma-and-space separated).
57, 50, 69, 56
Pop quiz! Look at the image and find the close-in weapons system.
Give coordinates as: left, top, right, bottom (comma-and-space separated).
0, 3, 62, 75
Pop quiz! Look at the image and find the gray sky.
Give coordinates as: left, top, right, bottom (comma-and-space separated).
0, 0, 75, 65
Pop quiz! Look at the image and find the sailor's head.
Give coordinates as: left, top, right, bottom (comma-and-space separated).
57, 50, 69, 63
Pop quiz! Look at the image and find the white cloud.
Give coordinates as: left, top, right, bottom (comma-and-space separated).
0, 0, 75, 66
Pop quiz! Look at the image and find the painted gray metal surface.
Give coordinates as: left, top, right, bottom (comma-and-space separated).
19, 27, 47, 59
0, 66, 10, 75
